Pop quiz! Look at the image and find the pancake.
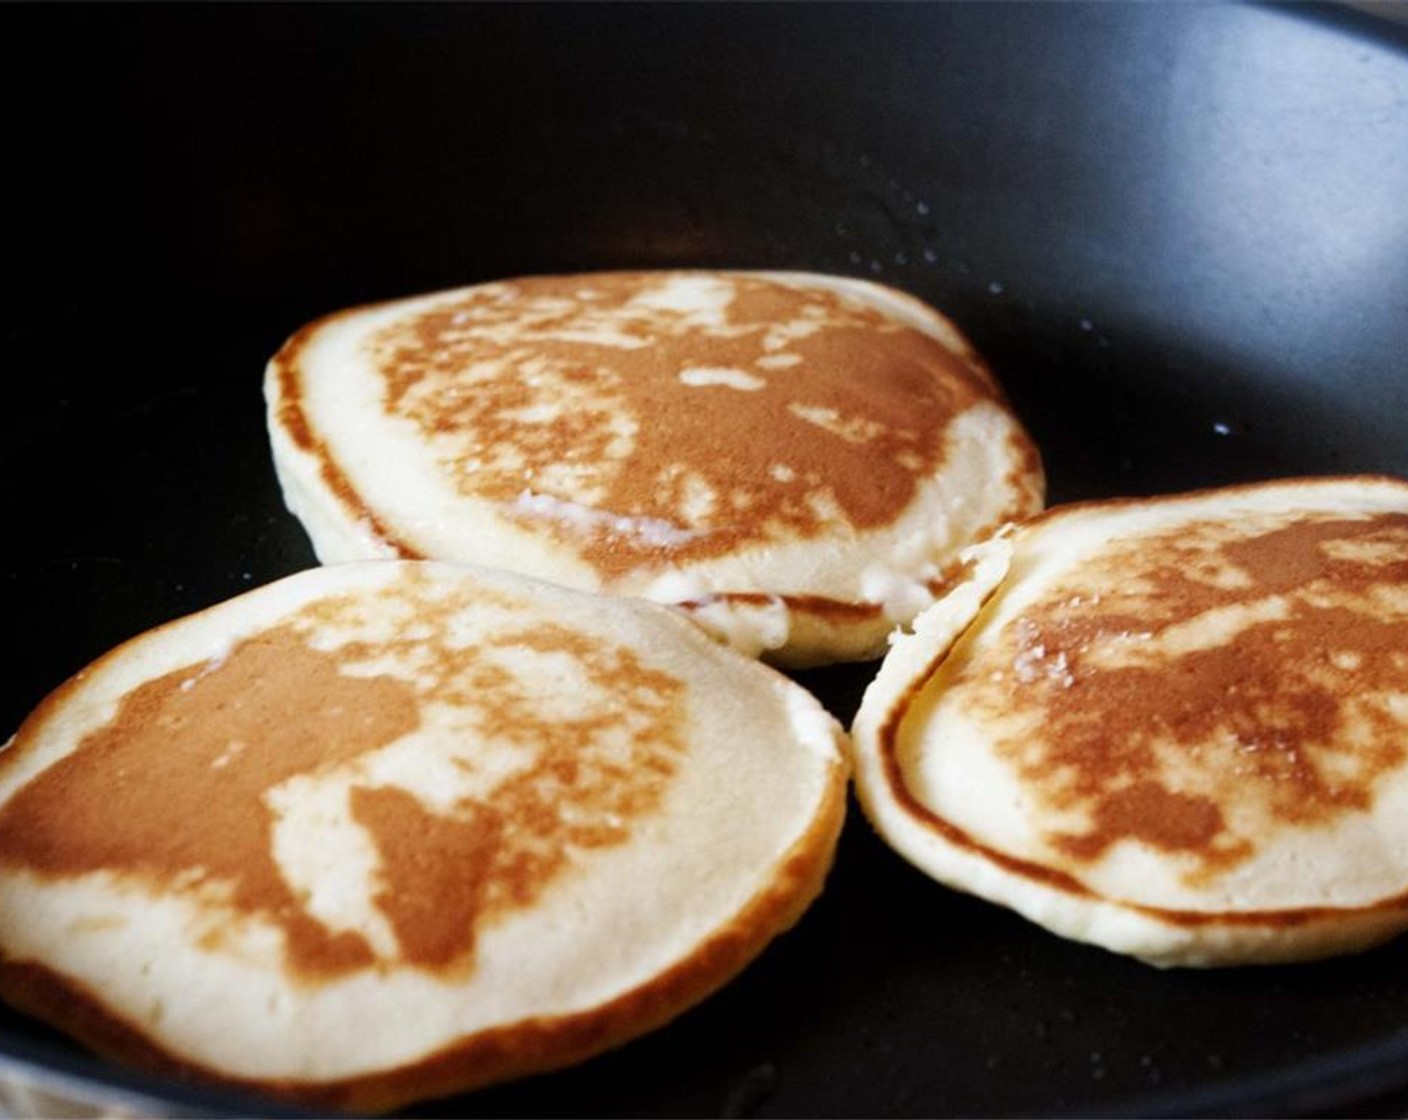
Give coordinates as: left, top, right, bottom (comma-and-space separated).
851, 475, 1408, 967
265, 270, 1044, 666
0, 561, 847, 1110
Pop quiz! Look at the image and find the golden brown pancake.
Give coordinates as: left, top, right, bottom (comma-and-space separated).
852, 476, 1408, 966
265, 271, 1044, 666
0, 561, 847, 1110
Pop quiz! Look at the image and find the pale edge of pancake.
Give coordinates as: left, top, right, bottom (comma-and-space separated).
851, 475, 1408, 968
0, 561, 849, 1112
263, 271, 1045, 668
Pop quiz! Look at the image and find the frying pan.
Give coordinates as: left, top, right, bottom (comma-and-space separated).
3, 2, 1407, 1115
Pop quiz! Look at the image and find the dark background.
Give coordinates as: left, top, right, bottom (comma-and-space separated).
2, 3, 1407, 1116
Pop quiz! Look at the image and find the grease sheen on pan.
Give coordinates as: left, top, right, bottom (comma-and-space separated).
852, 476, 1408, 967
265, 271, 1044, 666
0, 561, 847, 1111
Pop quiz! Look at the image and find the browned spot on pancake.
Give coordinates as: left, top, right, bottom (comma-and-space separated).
367, 273, 1017, 576
955, 511, 1408, 881
1055, 782, 1234, 862
345, 617, 689, 974
349, 785, 499, 972
0, 577, 689, 982
0, 626, 403, 976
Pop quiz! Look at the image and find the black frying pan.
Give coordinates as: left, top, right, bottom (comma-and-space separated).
3, 3, 1408, 1115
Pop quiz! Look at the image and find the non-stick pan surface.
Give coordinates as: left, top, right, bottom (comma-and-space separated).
3, 3, 1407, 1116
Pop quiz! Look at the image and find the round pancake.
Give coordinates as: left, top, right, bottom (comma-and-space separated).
265, 270, 1044, 667
0, 561, 847, 1111
852, 475, 1408, 967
